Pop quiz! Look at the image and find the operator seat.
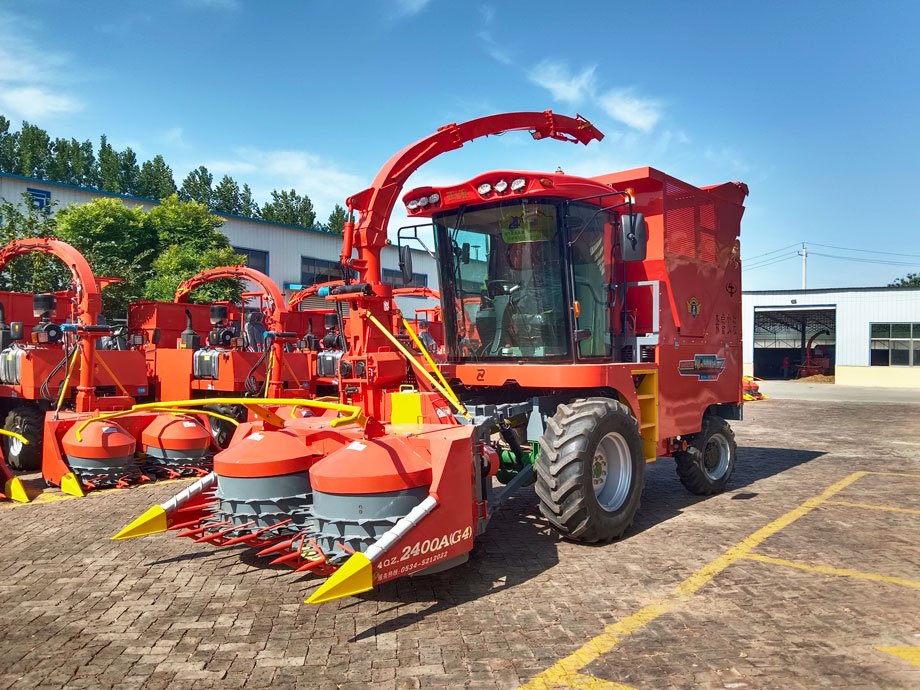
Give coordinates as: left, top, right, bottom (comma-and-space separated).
244, 312, 266, 351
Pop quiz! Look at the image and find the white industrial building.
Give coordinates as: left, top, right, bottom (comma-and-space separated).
0, 172, 438, 314
743, 287, 920, 388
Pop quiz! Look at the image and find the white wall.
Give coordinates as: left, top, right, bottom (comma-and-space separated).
743, 287, 920, 367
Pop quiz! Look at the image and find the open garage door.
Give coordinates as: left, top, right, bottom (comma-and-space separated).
754, 306, 836, 379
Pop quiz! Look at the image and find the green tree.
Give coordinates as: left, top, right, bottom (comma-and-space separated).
179, 165, 213, 207
0, 116, 17, 173
889, 273, 920, 287
97, 135, 120, 193
322, 204, 347, 234
47, 137, 75, 184
74, 139, 98, 187
118, 146, 141, 196
0, 195, 69, 293
213, 175, 241, 215
240, 183, 259, 218
145, 194, 227, 253
137, 155, 177, 200
55, 198, 156, 316
17, 122, 50, 178
143, 244, 245, 304
260, 189, 315, 227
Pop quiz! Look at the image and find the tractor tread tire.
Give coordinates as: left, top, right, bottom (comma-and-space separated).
204, 403, 248, 449
535, 397, 644, 544
674, 415, 737, 495
3, 405, 45, 471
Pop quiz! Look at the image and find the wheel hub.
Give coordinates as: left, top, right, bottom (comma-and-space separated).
702, 434, 731, 480
593, 432, 633, 512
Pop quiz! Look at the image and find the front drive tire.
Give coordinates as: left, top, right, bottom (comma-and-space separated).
535, 398, 645, 543
674, 415, 737, 495
3, 405, 45, 471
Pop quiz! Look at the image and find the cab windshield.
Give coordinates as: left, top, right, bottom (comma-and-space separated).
434, 199, 570, 361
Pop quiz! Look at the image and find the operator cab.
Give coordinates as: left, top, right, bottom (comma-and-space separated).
403, 171, 646, 364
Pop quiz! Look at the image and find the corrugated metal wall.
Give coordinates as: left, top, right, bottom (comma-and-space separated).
743, 288, 920, 366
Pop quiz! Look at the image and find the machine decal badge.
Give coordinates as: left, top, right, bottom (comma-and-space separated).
686, 297, 701, 319
726, 282, 737, 297
678, 354, 725, 381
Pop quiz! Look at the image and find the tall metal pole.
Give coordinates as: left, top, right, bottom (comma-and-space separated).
801, 243, 807, 289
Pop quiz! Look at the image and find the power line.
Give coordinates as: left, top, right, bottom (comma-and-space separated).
807, 251, 920, 268
741, 242, 801, 262
808, 242, 920, 260
742, 254, 799, 272
744, 250, 799, 270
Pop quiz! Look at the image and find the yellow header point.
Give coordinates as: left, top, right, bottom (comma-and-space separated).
306, 552, 373, 604
876, 645, 920, 668
60, 473, 85, 497
3, 477, 30, 503
111, 505, 168, 540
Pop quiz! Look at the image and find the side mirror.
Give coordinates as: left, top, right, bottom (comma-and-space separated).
399, 244, 413, 285
151, 327, 161, 345
461, 242, 471, 264
620, 213, 648, 262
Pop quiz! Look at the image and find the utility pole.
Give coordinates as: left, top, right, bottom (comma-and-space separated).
800, 243, 807, 289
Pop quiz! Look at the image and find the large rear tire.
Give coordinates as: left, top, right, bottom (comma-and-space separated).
674, 415, 736, 495
2, 405, 45, 471
535, 398, 644, 543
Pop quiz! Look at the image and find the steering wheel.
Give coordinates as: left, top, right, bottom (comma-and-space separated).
486, 280, 522, 298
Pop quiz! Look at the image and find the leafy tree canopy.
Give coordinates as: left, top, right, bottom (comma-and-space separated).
144, 244, 245, 304
889, 272, 920, 288
322, 204, 347, 234
260, 188, 315, 228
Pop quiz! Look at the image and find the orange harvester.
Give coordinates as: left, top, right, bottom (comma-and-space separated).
116, 111, 748, 605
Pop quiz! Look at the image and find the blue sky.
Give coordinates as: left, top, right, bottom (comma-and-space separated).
1, 0, 918, 290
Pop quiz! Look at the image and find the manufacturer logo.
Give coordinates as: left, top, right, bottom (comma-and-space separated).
686, 297, 701, 319
678, 354, 725, 381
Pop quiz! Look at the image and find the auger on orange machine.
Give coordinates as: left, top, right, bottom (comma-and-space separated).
115, 111, 748, 606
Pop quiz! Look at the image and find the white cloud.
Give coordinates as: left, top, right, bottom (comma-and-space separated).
0, 87, 80, 120
394, 0, 432, 16
477, 5, 512, 65
597, 88, 660, 132
0, 11, 83, 120
203, 148, 365, 220
161, 127, 186, 146
182, 0, 241, 9
528, 60, 596, 105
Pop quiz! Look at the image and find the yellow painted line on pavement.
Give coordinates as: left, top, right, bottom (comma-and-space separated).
876, 646, 920, 667
865, 471, 920, 479
824, 500, 920, 516
0, 476, 195, 511
743, 553, 920, 589
517, 471, 868, 690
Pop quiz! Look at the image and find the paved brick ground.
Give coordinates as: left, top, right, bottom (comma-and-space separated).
1, 399, 918, 689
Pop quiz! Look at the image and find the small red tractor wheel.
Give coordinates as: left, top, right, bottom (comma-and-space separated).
674, 415, 737, 495
2, 404, 44, 471
535, 397, 644, 543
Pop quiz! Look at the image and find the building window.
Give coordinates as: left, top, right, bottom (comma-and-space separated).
232, 247, 269, 274
869, 323, 920, 366
301, 256, 355, 286
382, 268, 428, 288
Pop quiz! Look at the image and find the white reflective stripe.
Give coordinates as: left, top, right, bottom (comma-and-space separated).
160, 472, 218, 513
366, 495, 438, 563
